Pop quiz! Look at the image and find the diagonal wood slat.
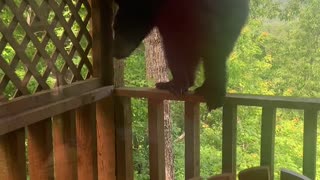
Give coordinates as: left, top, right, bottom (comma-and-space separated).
0, 0, 92, 101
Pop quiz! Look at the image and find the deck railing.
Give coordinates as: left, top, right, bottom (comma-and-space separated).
0, 86, 318, 179
115, 87, 319, 180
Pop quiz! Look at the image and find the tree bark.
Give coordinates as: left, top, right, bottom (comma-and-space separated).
144, 28, 174, 180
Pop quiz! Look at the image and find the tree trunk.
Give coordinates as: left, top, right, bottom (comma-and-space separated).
144, 28, 174, 180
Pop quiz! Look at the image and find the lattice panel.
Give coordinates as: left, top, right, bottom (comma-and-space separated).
0, 0, 92, 100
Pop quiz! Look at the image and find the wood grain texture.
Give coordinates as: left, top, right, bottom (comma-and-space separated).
148, 98, 165, 180
76, 104, 98, 180
0, 129, 26, 180
53, 111, 78, 180
27, 119, 54, 180
0, 85, 113, 135
185, 102, 200, 180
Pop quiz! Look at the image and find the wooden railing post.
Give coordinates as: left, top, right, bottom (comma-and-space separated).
260, 106, 276, 179
222, 103, 237, 178
91, 0, 115, 178
28, 119, 54, 180
148, 98, 165, 180
76, 104, 98, 180
52, 111, 77, 179
303, 108, 318, 180
115, 97, 134, 180
0, 129, 26, 180
96, 97, 116, 179
185, 102, 200, 180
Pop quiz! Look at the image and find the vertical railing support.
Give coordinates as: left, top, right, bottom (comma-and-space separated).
115, 97, 134, 180
222, 103, 237, 178
91, 0, 115, 178
76, 104, 98, 180
185, 102, 200, 180
148, 98, 165, 180
96, 97, 116, 180
0, 129, 26, 180
28, 119, 54, 180
260, 106, 276, 179
303, 108, 318, 180
53, 111, 77, 179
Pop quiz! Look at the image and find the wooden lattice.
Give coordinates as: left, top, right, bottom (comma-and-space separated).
0, 0, 92, 100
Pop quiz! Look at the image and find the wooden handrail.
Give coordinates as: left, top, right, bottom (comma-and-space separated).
0, 84, 113, 135
115, 87, 320, 110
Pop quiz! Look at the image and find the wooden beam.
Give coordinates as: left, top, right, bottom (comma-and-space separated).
115, 87, 320, 110
96, 97, 116, 180
115, 87, 204, 102
148, 98, 165, 180
0, 85, 113, 135
185, 102, 200, 180
91, 0, 114, 84
260, 106, 276, 179
303, 109, 318, 179
115, 97, 134, 180
0, 78, 102, 118
222, 103, 237, 178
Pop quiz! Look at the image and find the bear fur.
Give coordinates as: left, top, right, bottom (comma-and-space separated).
113, 0, 249, 110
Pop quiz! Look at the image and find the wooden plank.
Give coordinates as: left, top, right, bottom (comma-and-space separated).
148, 98, 165, 180
91, 0, 115, 178
0, 85, 113, 135
76, 103, 98, 180
281, 169, 311, 180
91, 0, 114, 84
0, 78, 102, 117
27, 119, 54, 180
302, 109, 318, 179
52, 111, 77, 180
222, 103, 237, 177
115, 97, 134, 180
184, 102, 200, 180
0, 129, 26, 180
96, 97, 116, 180
115, 87, 320, 110
238, 166, 270, 180
115, 87, 204, 102
260, 106, 276, 179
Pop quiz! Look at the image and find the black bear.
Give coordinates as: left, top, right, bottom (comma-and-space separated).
113, 0, 249, 110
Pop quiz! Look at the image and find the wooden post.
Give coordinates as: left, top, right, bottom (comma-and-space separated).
91, 0, 116, 179
185, 102, 200, 180
0, 129, 26, 180
76, 104, 98, 180
148, 98, 165, 180
52, 111, 78, 180
260, 106, 276, 179
28, 119, 54, 180
96, 97, 116, 179
303, 108, 317, 180
115, 97, 134, 180
222, 103, 237, 179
